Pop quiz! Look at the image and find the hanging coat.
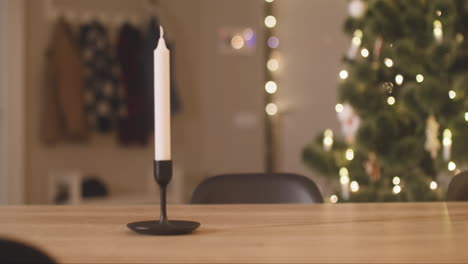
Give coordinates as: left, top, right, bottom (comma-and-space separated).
117, 23, 149, 145
41, 18, 88, 144
79, 21, 123, 133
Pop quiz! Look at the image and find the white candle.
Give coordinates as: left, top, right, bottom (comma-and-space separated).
154, 26, 171, 161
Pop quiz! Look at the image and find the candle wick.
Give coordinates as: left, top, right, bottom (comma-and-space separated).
160, 26, 164, 38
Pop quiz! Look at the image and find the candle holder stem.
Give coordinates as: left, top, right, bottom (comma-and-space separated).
159, 185, 168, 223
127, 160, 200, 235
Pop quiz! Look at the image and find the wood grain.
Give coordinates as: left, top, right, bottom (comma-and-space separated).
0, 203, 467, 263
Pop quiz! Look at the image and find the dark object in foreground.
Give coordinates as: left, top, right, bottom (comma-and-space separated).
0, 238, 56, 263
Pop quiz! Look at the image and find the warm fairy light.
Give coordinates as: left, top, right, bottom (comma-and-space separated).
387, 96, 396, 105
265, 15, 277, 28
433, 20, 443, 41
449, 90, 456, 99
350, 181, 359, 192
443, 137, 452, 147
436, 10, 442, 17
416, 74, 424, 83
443, 129, 452, 138
345, 149, 354, 161
267, 59, 279, 72
340, 175, 350, 185
443, 129, 452, 147
323, 136, 333, 148
354, 29, 363, 38
324, 129, 334, 138
339, 167, 349, 179
456, 33, 464, 44
360, 48, 369, 58
335, 103, 344, 113
393, 185, 402, 194
323, 129, 334, 152
430, 181, 438, 190
465, 112, 468, 122
265, 103, 278, 116
265, 81, 278, 94
231, 35, 244, 50
448, 161, 457, 171
265, 0, 274, 2
339, 70, 349, 80
330, 195, 338, 204
434, 28, 443, 38
395, 74, 404, 86
392, 176, 401, 185
384, 58, 394, 68
339, 167, 349, 178
352, 36, 362, 46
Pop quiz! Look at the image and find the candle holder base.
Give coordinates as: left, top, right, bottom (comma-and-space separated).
127, 220, 200, 236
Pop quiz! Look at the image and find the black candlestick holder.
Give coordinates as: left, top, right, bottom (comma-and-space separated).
127, 161, 200, 235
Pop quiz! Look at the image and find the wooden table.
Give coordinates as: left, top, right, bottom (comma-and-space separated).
0, 203, 467, 263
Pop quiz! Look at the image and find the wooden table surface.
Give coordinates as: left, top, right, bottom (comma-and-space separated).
0, 203, 467, 263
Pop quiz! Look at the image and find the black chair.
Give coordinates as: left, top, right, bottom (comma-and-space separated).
0, 238, 56, 263
191, 173, 323, 204
447, 171, 468, 201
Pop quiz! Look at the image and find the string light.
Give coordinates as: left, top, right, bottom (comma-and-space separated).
339, 167, 349, 178
265, 103, 278, 116
360, 48, 369, 58
267, 58, 279, 72
350, 181, 359, 192
323, 129, 333, 151
384, 58, 394, 68
339, 70, 349, 80
448, 161, 457, 171
465, 112, 468, 122
387, 96, 396, 105
416, 74, 424, 83
392, 176, 401, 185
433, 20, 443, 42
267, 36, 279, 49
449, 90, 456, 99
330, 195, 338, 204
354, 29, 363, 38
393, 185, 402, 194
264, 15, 277, 28
352, 36, 362, 46
395, 74, 404, 86
265, 81, 277, 94
345, 148, 354, 161
443, 129, 452, 146
443, 129, 452, 161
265, 0, 274, 2
231, 35, 244, 50
335, 103, 344, 113
430, 181, 438, 190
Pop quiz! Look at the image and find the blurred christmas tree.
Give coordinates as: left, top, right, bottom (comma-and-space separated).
303, 0, 468, 202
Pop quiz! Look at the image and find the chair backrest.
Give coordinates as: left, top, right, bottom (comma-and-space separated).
191, 173, 323, 204
447, 171, 468, 201
0, 238, 55, 263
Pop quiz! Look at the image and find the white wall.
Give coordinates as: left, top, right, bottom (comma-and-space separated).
0, 0, 8, 204
276, 0, 348, 196
0, 0, 26, 204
